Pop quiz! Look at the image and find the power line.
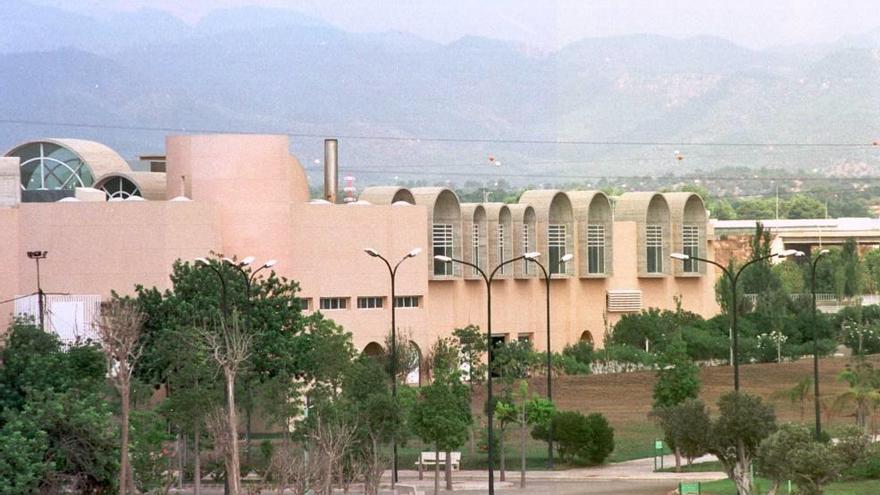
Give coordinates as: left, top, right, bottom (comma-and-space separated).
341, 169, 880, 182
0, 117, 876, 148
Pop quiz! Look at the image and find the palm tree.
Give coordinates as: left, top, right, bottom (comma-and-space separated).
773, 377, 813, 421
833, 358, 880, 433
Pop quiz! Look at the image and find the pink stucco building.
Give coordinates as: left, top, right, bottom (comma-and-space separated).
1, 134, 718, 359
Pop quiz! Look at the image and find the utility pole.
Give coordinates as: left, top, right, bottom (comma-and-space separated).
27, 251, 48, 330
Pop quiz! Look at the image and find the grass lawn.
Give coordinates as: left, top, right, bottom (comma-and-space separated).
700, 478, 880, 494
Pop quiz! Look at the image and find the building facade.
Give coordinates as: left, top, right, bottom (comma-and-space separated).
1, 134, 719, 359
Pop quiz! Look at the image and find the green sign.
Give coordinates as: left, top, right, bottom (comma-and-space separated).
679, 482, 700, 495
654, 439, 664, 450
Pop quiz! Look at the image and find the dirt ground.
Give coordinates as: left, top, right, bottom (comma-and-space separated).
474, 355, 877, 433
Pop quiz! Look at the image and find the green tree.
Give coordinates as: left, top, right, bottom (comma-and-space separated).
651, 341, 701, 470
706, 392, 777, 495
510, 381, 554, 487
784, 194, 825, 219
341, 356, 402, 494
861, 248, 880, 293
709, 198, 737, 220
0, 416, 50, 495
735, 198, 775, 219
834, 357, 880, 432
410, 369, 472, 492
839, 238, 863, 298
757, 423, 869, 495
772, 260, 805, 294
531, 411, 614, 465
491, 340, 540, 391
453, 325, 487, 388
0, 321, 118, 493
652, 340, 700, 409
651, 399, 710, 471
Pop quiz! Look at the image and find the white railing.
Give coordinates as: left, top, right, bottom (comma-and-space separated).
742, 293, 880, 313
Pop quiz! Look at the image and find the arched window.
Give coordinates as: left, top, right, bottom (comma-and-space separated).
13, 142, 94, 192
96, 175, 142, 200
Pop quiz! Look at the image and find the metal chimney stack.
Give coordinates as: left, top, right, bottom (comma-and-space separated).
324, 139, 338, 203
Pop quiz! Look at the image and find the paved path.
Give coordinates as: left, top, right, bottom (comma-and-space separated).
395, 454, 726, 483
169, 454, 726, 493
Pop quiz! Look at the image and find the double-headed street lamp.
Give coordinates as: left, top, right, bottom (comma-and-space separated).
525, 251, 574, 469
670, 249, 800, 391
806, 249, 829, 440
364, 247, 422, 487
434, 252, 533, 495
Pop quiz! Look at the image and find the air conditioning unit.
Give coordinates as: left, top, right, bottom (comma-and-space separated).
606, 289, 642, 313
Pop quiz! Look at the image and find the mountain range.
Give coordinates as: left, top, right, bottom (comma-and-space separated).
1, 0, 878, 185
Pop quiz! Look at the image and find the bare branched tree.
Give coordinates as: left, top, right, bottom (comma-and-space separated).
201, 315, 251, 495
310, 415, 356, 495
97, 300, 146, 495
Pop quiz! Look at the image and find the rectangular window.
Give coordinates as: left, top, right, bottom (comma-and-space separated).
548, 224, 567, 275
472, 223, 480, 275
497, 224, 506, 274
319, 297, 348, 310
522, 224, 532, 275
646, 225, 663, 274
394, 296, 421, 308
682, 226, 699, 273
357, 296, 384, 309
433, 223, 454, 276
587, 224, 605, 274
295, 297, 313, 311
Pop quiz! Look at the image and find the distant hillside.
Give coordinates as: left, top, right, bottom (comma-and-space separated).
1, 0, 878, 185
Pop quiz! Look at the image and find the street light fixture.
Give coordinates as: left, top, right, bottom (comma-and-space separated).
364, 246, 421, 488
524, 251, 573, 468
806, 248, 829, 440
433, 253, 528, 495
27, 250, 48, 330
670, 250, 796, 391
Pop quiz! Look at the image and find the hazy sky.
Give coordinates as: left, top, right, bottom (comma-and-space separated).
32, 0, 880, 50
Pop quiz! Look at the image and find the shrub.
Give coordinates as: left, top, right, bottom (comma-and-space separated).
562, 341, 594, 367
601, 344, 655, 366
551, 352, 591, 375
531, 410, 614, 465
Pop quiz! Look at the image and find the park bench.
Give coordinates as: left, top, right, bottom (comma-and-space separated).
415, 451, 461, 479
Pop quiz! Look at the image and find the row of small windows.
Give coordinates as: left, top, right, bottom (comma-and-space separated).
299, 296, 423, 311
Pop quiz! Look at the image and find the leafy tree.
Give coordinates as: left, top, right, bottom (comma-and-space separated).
833, 357, 880, 432
561, 341, 594, 368
757, 423, 869, 495
840, 238, 863, 298
734, 198, 775, 220
410, 369, 472, 492
709, 198, 737, 220
0, 321, 118, 493
651, 399, 710, 471
510, 381, 553, 487
531, 411, 614, 465
771, 377, 814, 422
652, 340, 700, 409
784, 194, 825, 219
453, 325, 487, 388
772, 260, 805, 294
129, 409, 174, 493
862, 249, 880, 294
706, 392, 777, 495
340, 356, 402, 495
609, 308, 701, 354
0, 415, 50, 495
491, 340, 540, 390
382, 329, 420, 385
